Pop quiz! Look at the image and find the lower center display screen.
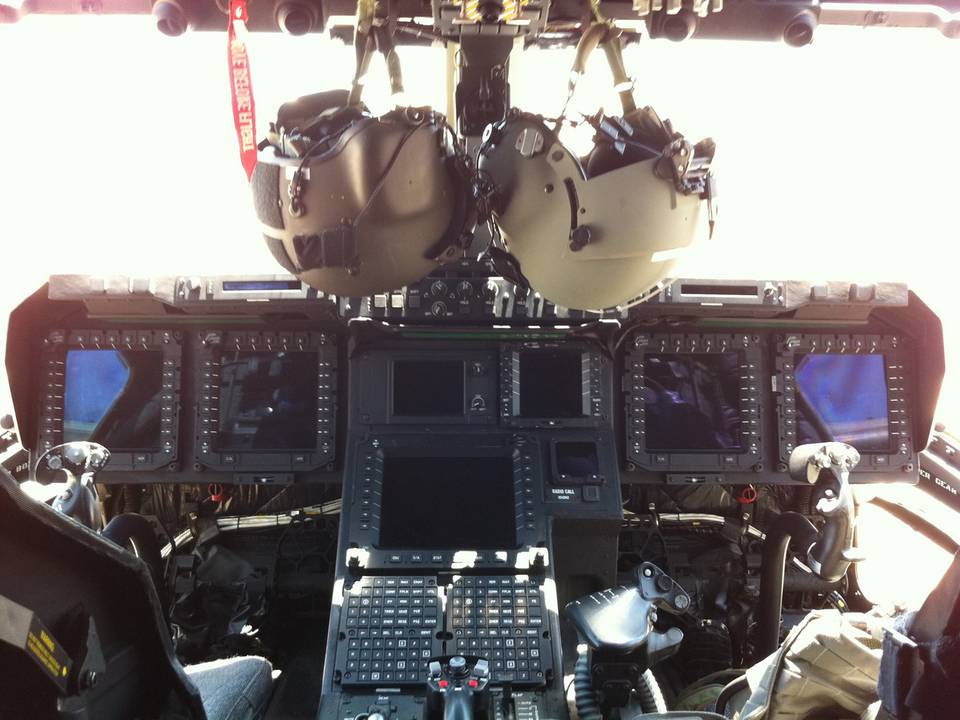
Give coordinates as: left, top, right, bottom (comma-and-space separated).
643, 352, 743, 451
378, 456, 517, 549
218, 351, 318, 450
518, 349, 583, 418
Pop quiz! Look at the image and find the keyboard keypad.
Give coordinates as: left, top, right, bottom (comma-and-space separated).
335, 575, 551, 686
447, 576, 549, 684
338, 576, 442, 685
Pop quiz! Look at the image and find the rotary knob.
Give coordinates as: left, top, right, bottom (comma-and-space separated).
456, 281, 474, 299
430, 280, 449, 297
431, 301, 448, 317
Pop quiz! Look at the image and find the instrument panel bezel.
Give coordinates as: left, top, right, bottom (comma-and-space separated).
346, 435, 544, 570
499, 342, 607, 429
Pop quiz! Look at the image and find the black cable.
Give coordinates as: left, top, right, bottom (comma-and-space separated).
756, 512, 819, 658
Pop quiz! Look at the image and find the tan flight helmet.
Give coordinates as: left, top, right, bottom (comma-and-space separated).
477, 22, 717, 311
252, 5, 475, 297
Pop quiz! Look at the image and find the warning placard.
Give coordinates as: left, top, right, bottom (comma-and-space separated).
24, 616, 72, 692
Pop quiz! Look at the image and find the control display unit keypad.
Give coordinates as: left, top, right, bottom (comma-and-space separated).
338, 576, 443, 685
335, 575, 553, 687
448, 576, 548, 683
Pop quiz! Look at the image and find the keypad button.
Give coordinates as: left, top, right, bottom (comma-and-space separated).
339, 574, 548, 687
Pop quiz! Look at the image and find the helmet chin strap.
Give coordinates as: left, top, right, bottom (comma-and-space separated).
349, 0, 405, 108
559, 6, 637, 123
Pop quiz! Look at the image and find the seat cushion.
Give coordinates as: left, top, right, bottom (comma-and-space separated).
185, 656, 274, 720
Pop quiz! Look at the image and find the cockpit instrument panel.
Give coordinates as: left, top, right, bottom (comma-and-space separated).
16, 275, 940, 486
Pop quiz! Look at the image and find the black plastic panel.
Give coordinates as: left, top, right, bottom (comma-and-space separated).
500, 342, 607, 428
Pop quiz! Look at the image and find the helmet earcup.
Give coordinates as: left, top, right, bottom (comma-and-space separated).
479, 113, 708, 310
254, 109, 473, 296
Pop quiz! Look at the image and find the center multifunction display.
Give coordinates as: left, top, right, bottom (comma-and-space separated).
500, 346, 604, 426
346, 438, 547, 569
624, 332, 917, 477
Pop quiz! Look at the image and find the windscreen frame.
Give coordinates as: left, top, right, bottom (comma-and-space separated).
776, 333, 914, 473
195, 330, 336, 471
625, 333, 763, 472
36, 328, 181, 471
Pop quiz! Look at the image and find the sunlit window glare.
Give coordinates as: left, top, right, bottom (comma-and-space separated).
856, 484, 957, 609
0, 18, 958, 429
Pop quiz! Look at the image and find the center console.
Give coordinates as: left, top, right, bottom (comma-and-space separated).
320, 337, 623, 720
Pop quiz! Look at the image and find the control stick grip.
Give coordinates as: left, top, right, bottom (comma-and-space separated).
808, 477, 858, 582
426, 656, 491, 720
789, 442, 862, 582
443, 688, 475, 720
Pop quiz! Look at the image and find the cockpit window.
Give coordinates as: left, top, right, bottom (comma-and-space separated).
856, 484, 959, 610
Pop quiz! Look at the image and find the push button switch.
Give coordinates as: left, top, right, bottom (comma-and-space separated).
583, 486, 600, 503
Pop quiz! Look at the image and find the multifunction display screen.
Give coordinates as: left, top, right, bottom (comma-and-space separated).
378, 456, 516, 549
63, 349, 164, 451
218, 351, 318, 450
554, 442, 601, 483
795, 353, 891, 452
393, 360, 465, 417
518, 349, 583, 418
643, 352, 743, 452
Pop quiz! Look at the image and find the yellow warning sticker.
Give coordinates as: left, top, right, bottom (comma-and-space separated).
27, 630, 62, 677
25, 617, 71, 691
